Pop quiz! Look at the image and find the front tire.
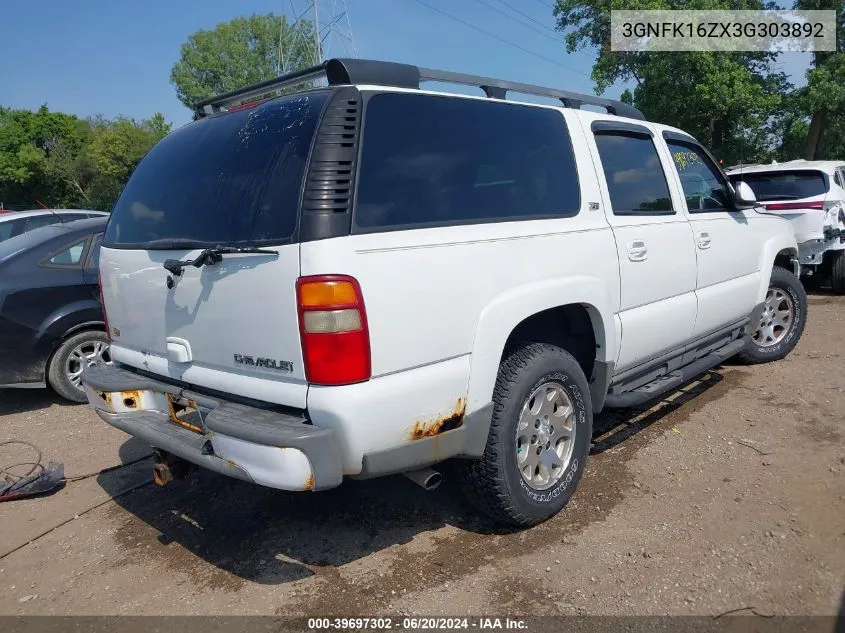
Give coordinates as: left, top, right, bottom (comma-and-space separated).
736, 267, 806, 364
47, 330, 111, 403
456, 343, 592, 527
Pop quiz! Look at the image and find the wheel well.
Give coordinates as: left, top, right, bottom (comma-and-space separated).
44, 324, 106, 379
774, 249, 796, 272
502, 305, 597, 379
62, 321, 106, 339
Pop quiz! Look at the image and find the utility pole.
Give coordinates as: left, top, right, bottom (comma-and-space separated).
287, 0, 357, 65
312, 0, 320, 64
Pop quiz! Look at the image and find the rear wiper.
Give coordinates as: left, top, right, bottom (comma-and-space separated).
163, 246, 278, 276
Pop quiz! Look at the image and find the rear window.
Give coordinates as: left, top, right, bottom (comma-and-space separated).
104, 91, 329, 248
729, 170, 827, 201
354, 93, 579, 230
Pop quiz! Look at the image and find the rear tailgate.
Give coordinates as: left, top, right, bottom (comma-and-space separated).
730, 169, 828, 242
100, 244, 305, 406
99, 91, 331, 408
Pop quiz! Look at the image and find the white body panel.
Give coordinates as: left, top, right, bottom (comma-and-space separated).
686, 213, 761, 337
92, 83, 800, 487
100, 244, 307, 408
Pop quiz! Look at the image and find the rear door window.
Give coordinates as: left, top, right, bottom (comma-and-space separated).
354, 93, 579, 229
104, 91, 329, 248
730, 170, 827, 201
46, 239, 88, 267
593, 132, 673, 215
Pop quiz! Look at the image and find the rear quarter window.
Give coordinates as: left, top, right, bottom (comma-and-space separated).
354, 93, 580, 230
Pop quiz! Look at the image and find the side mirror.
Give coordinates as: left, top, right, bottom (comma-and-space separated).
732, 181, 757, 209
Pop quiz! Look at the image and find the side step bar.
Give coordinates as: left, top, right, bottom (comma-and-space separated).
603, 339, 745, 409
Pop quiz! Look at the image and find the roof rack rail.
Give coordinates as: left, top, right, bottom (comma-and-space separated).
194, 58, 645, 121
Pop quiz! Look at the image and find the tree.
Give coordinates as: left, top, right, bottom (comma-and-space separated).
80, 115, 171, 209
170, 13, 318, 109
792, 0, 845, 159
0, 105, 82, 207
553, 0, 790, 164
0, 105, 170, 210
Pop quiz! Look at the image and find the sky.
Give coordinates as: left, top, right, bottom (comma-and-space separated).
0, 0, 813, 129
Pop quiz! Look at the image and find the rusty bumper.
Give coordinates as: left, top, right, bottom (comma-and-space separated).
81, 363, 343, 491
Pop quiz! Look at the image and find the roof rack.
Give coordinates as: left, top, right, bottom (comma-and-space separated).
194, 58, 645, 121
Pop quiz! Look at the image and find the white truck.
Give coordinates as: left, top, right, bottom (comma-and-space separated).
81, 59, 806, 527
728, 160, 845, 293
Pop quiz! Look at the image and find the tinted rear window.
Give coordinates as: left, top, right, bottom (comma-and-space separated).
729, 170, 827, 201
104, 91, 328, 248
354, 93, 579, 230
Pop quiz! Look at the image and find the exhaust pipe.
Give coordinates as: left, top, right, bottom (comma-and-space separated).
403, 467, 443, 491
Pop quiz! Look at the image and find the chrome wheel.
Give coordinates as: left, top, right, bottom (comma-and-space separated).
66, 340, 111, 390
753, 287, 795, 347
515, 381, 576, 490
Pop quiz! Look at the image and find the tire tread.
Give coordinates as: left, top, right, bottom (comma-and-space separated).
47, 329, 108, 403
736, 266, 806, 365
457, 343, 587, 526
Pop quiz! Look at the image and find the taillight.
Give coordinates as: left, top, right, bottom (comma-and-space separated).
296, 275, 371, 385
763, 200, 824, 211
98, 271, 111, 341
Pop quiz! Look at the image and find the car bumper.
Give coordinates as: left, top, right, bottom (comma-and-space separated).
80, 364, 343, 491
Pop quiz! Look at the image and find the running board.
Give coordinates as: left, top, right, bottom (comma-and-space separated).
603, 339, 745, 409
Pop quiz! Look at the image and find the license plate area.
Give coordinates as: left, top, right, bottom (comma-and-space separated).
167, 394, 205, 433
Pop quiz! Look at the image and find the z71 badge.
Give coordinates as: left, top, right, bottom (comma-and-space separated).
233, 354, 293, 373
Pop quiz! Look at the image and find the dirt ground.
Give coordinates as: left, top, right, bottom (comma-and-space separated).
0, 293, 843, 618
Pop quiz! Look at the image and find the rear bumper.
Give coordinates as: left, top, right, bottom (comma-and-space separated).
80, 364, 343, 491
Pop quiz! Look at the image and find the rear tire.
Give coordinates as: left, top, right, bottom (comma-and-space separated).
831, 251, 845, 295
736, 267, 806, 365
456, 343, 592, 527
47, 330, 111, 403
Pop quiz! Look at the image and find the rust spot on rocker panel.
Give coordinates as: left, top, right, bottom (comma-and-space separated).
304, 472, 315, 491
409, 398, 467, 441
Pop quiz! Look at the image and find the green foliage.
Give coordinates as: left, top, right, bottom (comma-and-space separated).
170, 13, 318, 109
792, 0, 845, 158
553, 0, 794, 164
0, 106, 170, 211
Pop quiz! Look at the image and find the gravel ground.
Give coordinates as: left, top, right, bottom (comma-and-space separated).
0, 292, 843, 617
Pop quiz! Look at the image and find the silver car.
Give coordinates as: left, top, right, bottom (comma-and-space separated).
0, 209, 109, 243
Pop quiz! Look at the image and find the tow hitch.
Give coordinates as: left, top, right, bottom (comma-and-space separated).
152, 450, 194, 486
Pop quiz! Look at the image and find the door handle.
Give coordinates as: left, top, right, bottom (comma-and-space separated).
626, 240, 648, 262
697, 231, 712, 249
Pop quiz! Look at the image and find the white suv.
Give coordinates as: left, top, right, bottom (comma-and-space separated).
727, 160, 845, 293
81, 59, 806, 526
